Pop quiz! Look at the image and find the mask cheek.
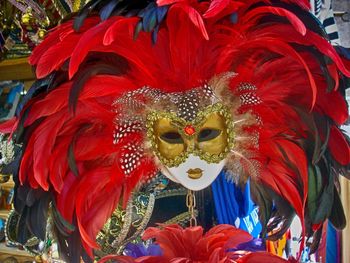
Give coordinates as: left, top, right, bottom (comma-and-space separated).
157, 138, 185, 160
198, 131, 228, 155
161, 155, 226, 191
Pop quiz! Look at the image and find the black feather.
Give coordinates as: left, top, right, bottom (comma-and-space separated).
152, 25, 159, 44
1, 148, 21, 175
69, 63, 121, 113
141, 4, 157, 32
100, 0, 119, 20
17, 207, 31, 244
82, 248, 94, 263
74, 0, 105, 32
156, 6, 168, 23
272, 1, 329, 39
56, 230, 70, 262
134, 20, 143, 40
25, 188, 42, 207
250, 181, 273, 237
68, 220, 83, 263
12, 106, 31, 144
16, 74, 54, 117
68, 139, 79, 177
52, 202, 75, 234
309, 224, 323, 254
266, 193, 295, 241
329, 188, 346, 230
313, 163, 334, 223
15, 185, 30, 208
335, 46, 350, 60
27, 192, 51, 240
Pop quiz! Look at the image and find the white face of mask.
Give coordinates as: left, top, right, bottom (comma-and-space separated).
160, 154, 225, 191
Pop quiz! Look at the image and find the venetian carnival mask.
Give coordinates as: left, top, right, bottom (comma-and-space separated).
146, 102, 234, 190
113, 79, 252, 191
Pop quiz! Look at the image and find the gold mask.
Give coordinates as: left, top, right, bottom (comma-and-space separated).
146, 103, 234, 167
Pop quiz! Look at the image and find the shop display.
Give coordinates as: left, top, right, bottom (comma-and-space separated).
0, 0, 349, 262
0, 0, 91, 60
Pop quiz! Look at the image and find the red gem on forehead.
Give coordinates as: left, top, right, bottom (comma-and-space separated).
184, 125, 196, 135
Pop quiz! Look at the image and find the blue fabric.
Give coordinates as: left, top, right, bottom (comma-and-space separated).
211, 171, 262, 237
6, 83, 23, 104
326, 222, 340, 263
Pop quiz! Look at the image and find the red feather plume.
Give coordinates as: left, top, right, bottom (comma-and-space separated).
0, 0, 349, 261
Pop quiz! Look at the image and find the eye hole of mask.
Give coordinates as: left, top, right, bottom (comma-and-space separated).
160, 132, 184, 144
198, 129, 221, 142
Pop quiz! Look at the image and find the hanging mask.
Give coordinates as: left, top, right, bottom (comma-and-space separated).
112, 80, 255, 191
146, 102, 234, 190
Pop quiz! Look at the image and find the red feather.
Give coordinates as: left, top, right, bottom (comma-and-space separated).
157, 0, 185, 6
103, 17, 139, 45
328, 126, 350, 165
36, 34, 81, 78
2, 1, 349, 261
0, 117, 17, 134
235, 252, 292, 262
203, 0, 230, 18
29, 22, 74, 66
69, 17, 119, 79
241, 6, 307, 36
32, 111, 67, 190
169, 4, 209, 40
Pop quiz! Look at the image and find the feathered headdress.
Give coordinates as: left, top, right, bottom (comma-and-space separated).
0, 0, 349, 261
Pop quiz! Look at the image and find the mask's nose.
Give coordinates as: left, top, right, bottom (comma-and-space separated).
184, 138, 197, 152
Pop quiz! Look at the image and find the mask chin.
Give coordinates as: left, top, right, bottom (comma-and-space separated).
160, 154, 225, 191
